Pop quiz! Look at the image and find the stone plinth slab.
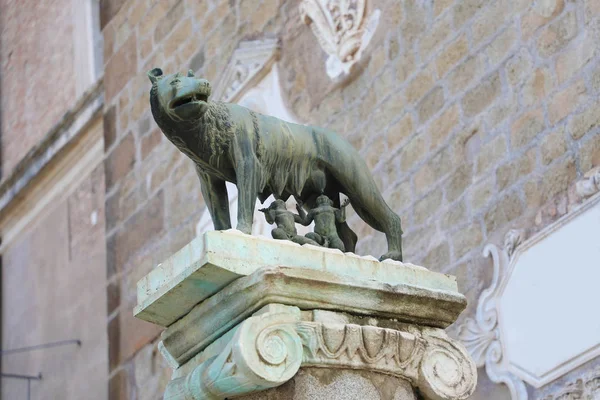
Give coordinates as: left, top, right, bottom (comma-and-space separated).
134, 230, 461, 327
134, 232, 476, 400
158, 266, 467, 368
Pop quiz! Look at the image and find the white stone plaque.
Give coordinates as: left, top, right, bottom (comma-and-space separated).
458, 180, 600, 400
499, 195, 600, 387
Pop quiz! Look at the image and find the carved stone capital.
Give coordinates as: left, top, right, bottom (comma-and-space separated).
135, 234, 476, 400
299, 322, 476, 400
164, 305, 477, 400
164, 305, 304, 400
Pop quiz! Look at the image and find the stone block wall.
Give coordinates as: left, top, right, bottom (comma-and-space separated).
99, 0, 600, 398
0, 0, 77, 180
1, 164, 108, 400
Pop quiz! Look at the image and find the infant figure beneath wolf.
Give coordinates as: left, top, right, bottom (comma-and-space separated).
260, 195, 351, 252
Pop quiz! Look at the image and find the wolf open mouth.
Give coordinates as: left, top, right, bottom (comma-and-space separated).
170, 93, 209, 109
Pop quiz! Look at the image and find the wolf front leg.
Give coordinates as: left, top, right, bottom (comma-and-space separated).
196, 166, 232, 230
235, 157, 260, 234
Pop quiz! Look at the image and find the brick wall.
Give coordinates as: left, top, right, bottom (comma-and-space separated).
0, 0, 77, 180
101, 0, 600, 398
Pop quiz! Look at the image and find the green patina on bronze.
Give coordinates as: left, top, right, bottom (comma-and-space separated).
148, 68, 403, 261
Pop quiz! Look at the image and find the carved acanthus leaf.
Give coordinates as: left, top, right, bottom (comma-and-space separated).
457, 318, 496, 367
299, 0, 380, 79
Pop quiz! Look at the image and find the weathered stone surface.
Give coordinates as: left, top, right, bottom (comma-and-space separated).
506, 48, 534, 87
240, 368, 416, 400
549, 79, 588, 124
476, 135, 506, 176
114, 191, 165, 273
510, 108, 545, 149
162, 304, 476, 400
103, 105, 117, 151
131, 225, 477, 400
453, 0, 485, 27
452, 223, 483, 260
436, 35, 469, 77
135, 231, 463, 328
414, 188, 444, 225
483, 192, 524, 235
406, 66, 436, 104
541, 127, 567, 165
536, 11, 578, 58
496, 149, 535, 191
568, 100, 600, 140
462, 73, 501, 117
420, 15, 453, 60
521, 0, 565, 38
105, 33, 138, 101
485, 27, 517, 66
448, 55, 485, 95
418, 87, 445, 123
105, 132, 135, 189
579, 134, 600, 175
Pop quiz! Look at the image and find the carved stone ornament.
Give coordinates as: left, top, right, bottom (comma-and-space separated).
538, 367, 600, 400
457, 229, 528, 400
299, 0, 381, 79
163, 304, 477, 400
211, 38, 280, 103
575, 166, 600, 200
458, 181, 600, 399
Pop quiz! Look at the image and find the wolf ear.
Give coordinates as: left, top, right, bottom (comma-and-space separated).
148, 68, 164, 84
187, 69, 195, 77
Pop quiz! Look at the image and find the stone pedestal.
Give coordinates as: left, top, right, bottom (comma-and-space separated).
134, 230, 477, 400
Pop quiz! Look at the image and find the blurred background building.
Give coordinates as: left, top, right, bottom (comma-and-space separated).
1, 0, 599, 399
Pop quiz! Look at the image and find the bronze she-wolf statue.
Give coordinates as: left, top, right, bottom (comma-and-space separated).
148, 68, 403, 261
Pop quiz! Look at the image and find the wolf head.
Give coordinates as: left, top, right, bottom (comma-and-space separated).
148, 68, 211, 121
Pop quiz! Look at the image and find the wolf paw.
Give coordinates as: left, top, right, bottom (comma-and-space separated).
379, 251, 403, 262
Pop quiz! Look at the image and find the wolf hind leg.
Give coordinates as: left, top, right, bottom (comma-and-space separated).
352, 202, 403, 261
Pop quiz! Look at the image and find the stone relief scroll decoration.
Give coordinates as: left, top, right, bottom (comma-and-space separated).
163, 305, 304, 400
457, 229, 529, 400
212, 38, 281, 103
298, 323, 477, 400
164, 305, 477, 400
299, 0, 381, 79
538, 367, 600, 400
